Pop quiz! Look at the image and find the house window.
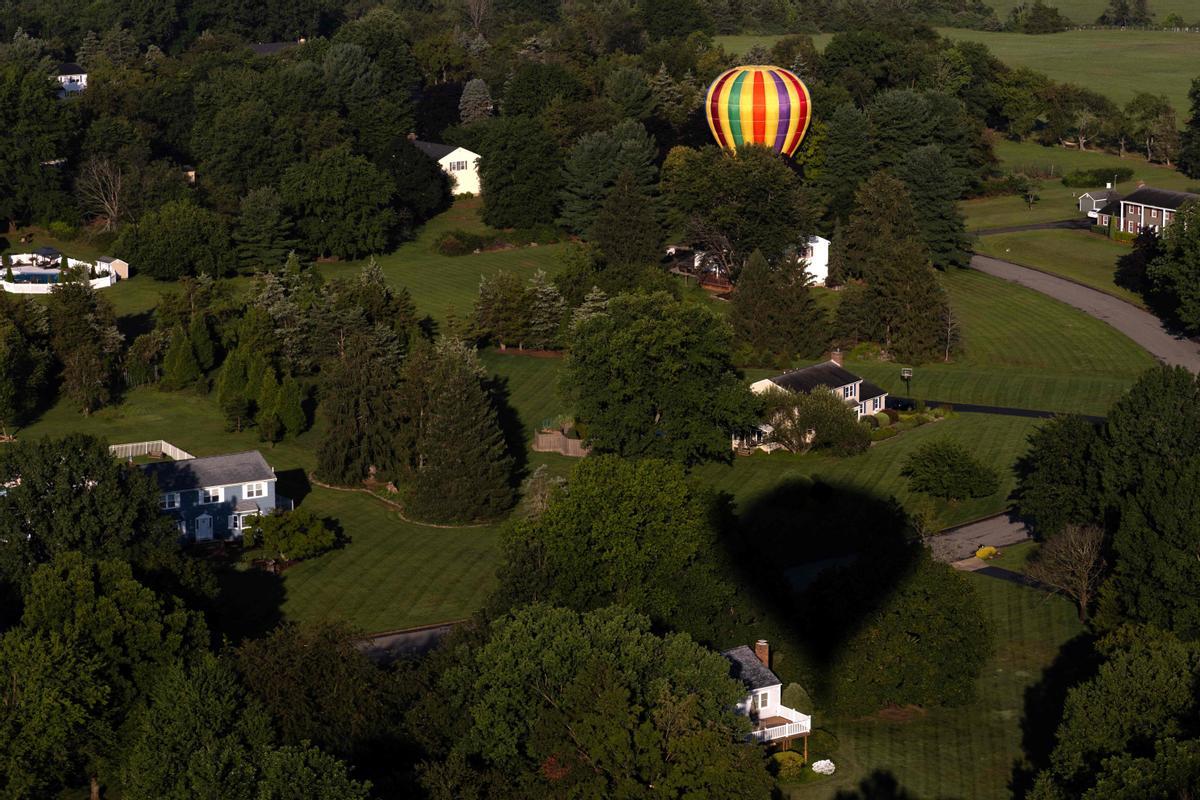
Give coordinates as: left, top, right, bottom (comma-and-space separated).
228, 515, 239, 530
244, 482, 265, 499
873, 396, 881, 411
1152, 208, 1158, 218
160, 492, 180, 510
200, 487, 222, 505
842, 386, 852, 398
1128, 220, 1137, 233
759, 692, 769, 709
448, 160, 468, 171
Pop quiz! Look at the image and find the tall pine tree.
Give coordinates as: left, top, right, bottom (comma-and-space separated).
407, 339, 514, 523
730, 250, 828, 364
234, 188, 299, 273
1179, 78, 1200, 179
160, 327, 200, 391
844, 172, 924, 283
817, 103, 873, 223
524, 270, 566, 349
188, 315, 215, 372
277, 376, 306, 439
590, 168, 664, 270
869, 239, 948, 364
256, 369, 283, 443
216, 348, 251, 431
895, 145, 970, 269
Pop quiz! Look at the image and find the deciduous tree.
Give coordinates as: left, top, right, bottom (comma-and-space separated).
1026, 524, 1107, 621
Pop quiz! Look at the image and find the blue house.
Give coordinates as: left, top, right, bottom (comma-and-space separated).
141, 451, 285, 542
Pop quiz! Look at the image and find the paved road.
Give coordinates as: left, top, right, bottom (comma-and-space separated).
930, 512, 1032, 562
975, 218, 1090, 236
357, 622, 460, 664
971, 254, 1200, 372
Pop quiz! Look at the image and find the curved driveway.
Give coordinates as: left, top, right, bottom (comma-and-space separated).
971, 254, 1200, 372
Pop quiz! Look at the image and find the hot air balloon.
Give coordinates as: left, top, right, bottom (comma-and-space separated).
705, 65, 813, 159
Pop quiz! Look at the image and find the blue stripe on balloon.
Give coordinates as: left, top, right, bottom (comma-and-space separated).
769, 70, 790, 153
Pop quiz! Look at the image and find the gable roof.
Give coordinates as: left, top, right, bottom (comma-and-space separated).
141, 451, 275, 493
54, 62, 85, 76
1122, 187, 1200, 211
722, 645, 781, 691
1080, 188, 1118, 202
1098, 198, 1122, 216
768, 361, 861, 394
859, 380, 888, 403
412, 140, 460, 160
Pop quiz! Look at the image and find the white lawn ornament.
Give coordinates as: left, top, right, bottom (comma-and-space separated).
812, 759, 836, 776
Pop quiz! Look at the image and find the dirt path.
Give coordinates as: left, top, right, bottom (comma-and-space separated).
971, 254, 1200, 372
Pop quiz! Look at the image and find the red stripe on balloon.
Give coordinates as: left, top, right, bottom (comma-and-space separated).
752, 70, 765, 143
708, 70, 735, 149
780, 70, 809, 156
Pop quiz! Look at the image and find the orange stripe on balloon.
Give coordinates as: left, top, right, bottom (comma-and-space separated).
752, 69, 765, 143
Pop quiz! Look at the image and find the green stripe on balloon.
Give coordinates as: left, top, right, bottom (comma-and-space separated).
727, 70, 747, 147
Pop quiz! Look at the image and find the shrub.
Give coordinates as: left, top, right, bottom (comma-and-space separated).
976, 545, 998, 560
861, 414, 878, 430
932, 404, 953, 418
1112, 230, 1136, 244
871, 426, 899, 441
245, 508, 337, 562
874, 411, 891, 428
915, 398, 926, 413
882, 408, 900, 423
914, 414, 933, 426
434, 229, 498, 256
47, 220, 77, 240
901, 440, 1000, 500
771, 751, 808, 781
1061, 168, 1134, 188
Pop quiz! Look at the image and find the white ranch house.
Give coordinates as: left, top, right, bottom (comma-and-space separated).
2, 248, 128, 294
723, 640, 812, 753
673, 235, 832, 287
53, 62, 87, 96
413, 139, 482, 196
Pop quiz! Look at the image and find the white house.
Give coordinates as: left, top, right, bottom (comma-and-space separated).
723, 640, 811, 752
2, 249, 125, 295
749, 355, 888, 421
53, 62, 87, 96
413, 140, 482, 196
796, 235, 830, 286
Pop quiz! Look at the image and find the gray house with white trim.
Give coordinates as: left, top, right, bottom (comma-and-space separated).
141, 451, 286, 542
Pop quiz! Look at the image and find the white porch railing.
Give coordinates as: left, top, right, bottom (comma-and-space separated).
750, 706, 812, 743
110, 440, 196, 461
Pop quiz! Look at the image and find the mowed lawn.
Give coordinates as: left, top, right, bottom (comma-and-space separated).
318, 197, 568, 325
850, 267, 1153, 415
975, 228, 1142, 305
788, 575, 1082, 800
965, 140, 1196, 229
985, 0, 1197, 22
941, 28, 1200, 115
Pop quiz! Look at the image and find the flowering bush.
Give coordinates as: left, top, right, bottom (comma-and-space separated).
812, 759, 836, 775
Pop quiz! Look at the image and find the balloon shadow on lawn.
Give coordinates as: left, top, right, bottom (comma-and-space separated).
1009, 631, 1101, 798
719, 475, 925, 705
209, 565, 286, 644
486, 374, 530, 486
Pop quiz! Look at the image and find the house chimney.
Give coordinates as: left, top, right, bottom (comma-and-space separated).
829, 349, 844, 366
1138, 180, 1146, 188
754, 639, 769, 667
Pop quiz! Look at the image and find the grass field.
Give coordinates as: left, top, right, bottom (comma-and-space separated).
965, 139, 1196, 229
975, 228, 1141, 304
790, 574, 1082, 800
985, 0, 1197, 22
718, 29, 1200, 118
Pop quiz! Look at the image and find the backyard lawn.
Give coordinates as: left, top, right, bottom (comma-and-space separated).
974, 228, 1141, 305
787, 574, 1082, 800
964, 140, 1196, 230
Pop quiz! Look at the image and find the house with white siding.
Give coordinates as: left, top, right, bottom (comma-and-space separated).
413, 140, 482, 196
723, 640, 812, 754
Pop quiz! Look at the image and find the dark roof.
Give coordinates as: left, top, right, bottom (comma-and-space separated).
54, 62, 85, 75
722, 645, 781, 691
248, 42, 299, 56
141, 451, 275, 493
97, 256, 115, 263
412, 140, 458, 160
32, 246, 60, 258
769, 361, 861, 394
859, 380, 888, 403
1081, 188, 1119, 201
1097, 199, 1122, 216
1122, 186, 1200, 211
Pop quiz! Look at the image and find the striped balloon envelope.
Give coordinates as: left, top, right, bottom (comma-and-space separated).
705, 65, 813, 158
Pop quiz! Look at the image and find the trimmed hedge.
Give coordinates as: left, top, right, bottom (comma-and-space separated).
901, 440, 1000, 500
1062, 168, 1134, 188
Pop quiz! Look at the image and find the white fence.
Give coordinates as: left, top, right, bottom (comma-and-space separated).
750, 707, 812, 744
109, 440, 195, 461
1, 273, 115, 294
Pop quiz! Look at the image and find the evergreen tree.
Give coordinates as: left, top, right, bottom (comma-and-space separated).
817, 103, 873, 222
315, 338, 403, 486
47, 283, 122, 414
524, 270, 566, 349
160, 327, 200, 390
1180, 78, 1200, 179
256, 369, 283, 443
895, 145, 971, 270
473, 270, 528, 348
826, 221, 848, 287
234, 187, 299, 273
844, 172, 924, 282
277, 376, 306, 439
570, 285, 609, 330
479, 117, 563, 228
731, 250, 828, 363
558, 120, 657, 234
244, 354, 268, 414
589, 168, 664, 269
216, 348, 252, 431
407, 339, 514, 523
187, 314, 215, 371
603, 66, 654, 121
458, 78, 494, 124
871, 239, 952, 364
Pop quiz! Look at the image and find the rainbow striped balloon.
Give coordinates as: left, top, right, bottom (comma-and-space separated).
705, 65, 813, 158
